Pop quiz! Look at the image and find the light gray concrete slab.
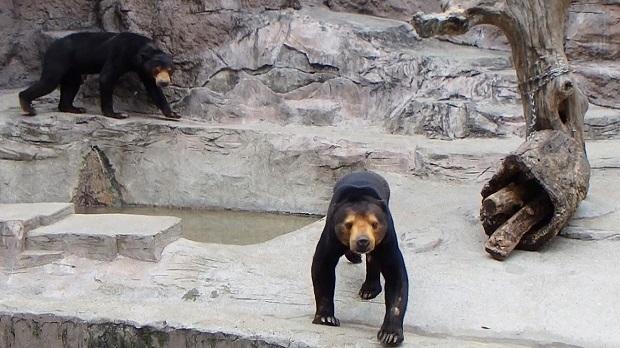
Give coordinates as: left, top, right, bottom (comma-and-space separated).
26, 214, 182, 261
0, 202, 74, 229
11, 250, 64, 270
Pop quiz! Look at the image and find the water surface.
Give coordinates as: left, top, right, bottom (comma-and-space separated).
77, 206, 322, 245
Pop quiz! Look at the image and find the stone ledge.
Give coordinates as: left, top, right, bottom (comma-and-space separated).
6, 250, 65, 270
26, 214, 182, 262
0, 203, 74, 231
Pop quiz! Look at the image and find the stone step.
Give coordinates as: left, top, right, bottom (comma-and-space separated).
0, 203, 75, 232
1, 203, 75, 256
5, 250, 65, 270
25, 214, 183, 262
387, 97, 620, 140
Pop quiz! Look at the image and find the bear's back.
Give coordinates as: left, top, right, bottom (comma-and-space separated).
332, 171, 390, 204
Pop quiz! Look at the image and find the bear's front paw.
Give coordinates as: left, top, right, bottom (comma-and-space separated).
344, 250, 362, 264
312, 315, 340, 326
359, 281, 382, 300
377, 327, 404, 346
103, 112, 128, 119
59, 106, 87, 114
163, 110, 181, 119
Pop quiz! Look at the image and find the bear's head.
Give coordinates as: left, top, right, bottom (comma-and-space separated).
332, 197, 388, 255
138, 44, 175, 88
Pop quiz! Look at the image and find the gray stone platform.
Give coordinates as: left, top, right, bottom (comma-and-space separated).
26, 213, 182, 261
1, 169, 619, 347
1, 204, 182, 268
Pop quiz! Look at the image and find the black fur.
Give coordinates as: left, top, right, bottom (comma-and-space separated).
19, 32, 179, 119
311, 171, 409, 346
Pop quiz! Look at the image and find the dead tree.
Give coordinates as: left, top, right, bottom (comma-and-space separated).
410, 0, 590, 260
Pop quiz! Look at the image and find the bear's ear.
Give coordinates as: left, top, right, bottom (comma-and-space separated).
139, 52, 150, 65
377, 199, 388, 213
137, 44, 159, 65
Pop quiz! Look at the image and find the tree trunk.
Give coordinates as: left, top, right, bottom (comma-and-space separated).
410, 0, 591, 260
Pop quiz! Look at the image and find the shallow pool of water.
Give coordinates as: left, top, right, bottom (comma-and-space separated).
77, 206, 322, 245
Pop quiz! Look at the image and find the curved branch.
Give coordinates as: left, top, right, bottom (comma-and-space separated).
410, 1, 508, 38
410, 0, 585, 147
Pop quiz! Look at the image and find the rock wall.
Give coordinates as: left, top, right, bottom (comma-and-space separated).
1, 0, 618, 139
0, 312, 280, 348
1, 0, 619, 212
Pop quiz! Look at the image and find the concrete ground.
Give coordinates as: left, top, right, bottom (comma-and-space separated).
1, 83, 619, 346
1, 164, 619, 347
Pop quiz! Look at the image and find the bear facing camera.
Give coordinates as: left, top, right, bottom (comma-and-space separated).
19, 32, 180, 120
311, 171, 409, 346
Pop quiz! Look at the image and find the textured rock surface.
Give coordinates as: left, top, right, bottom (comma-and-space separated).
0, 313, 285, 348
2, 95, 619, 214
1, 1, 618, 139
0, 203, 73, 269
0, 2, 618, 345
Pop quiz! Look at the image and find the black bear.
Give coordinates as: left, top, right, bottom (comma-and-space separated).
19, 32, 180, 120
311, 171, 409, 346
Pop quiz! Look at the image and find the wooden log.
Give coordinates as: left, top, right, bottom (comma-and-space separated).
479, 210, 510, 237
484, 194, 553, 261
481, 181, 539, 216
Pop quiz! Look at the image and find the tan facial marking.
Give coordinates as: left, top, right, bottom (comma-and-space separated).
154, 69, 171, 87
339, 212, 381, 254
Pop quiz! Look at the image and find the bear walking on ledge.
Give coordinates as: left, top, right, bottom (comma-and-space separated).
19, 32, 180, 120
311, 171, 409, 346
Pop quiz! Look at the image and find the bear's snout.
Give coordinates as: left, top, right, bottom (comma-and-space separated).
155, 70, 171, 87
354, 237, 371, 253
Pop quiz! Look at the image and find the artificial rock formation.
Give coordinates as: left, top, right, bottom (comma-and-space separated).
0, 1, 618, 139
0, 0, 617, 215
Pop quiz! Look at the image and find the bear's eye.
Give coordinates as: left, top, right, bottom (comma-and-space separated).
344, 222, 353, 230
371, 222, 378, 229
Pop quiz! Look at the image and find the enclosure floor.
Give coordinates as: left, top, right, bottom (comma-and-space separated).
1, 165, 619, 347
2, 83, 620, 346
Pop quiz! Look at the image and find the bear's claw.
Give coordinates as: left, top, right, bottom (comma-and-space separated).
162, 109, 181, 119
344, 250, 362, 264
312, 315, 340, 327
377, 328, 404, 346
359, 281, 382, 300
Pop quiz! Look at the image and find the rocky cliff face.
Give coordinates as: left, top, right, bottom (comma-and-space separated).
1, 0, 619, 211
1, 0, 618, 139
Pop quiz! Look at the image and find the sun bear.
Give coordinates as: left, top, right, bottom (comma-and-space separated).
19, 32, 180, 120
311, 171, 409, 346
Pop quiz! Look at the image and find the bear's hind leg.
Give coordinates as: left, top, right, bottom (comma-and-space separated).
19, 53, 69, 116
19, 78, 61, 116
58, 73, 86, 114
359, 254, 382, 299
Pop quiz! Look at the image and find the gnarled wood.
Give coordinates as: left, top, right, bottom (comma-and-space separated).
485, 194, 553, 261
481, 181, 538, 216
411, 0, 591, 259
411, 0, 587, 143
